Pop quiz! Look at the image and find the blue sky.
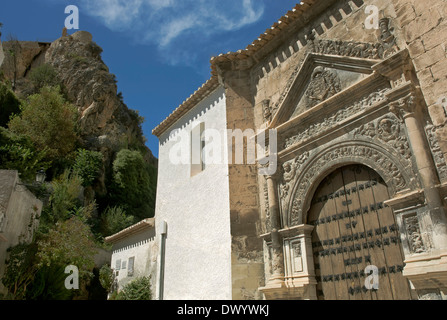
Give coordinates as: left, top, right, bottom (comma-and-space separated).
0, 0, 299, 157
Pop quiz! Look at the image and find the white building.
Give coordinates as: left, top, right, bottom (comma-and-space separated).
153, 84, 233, 300
105, 218, 157, 293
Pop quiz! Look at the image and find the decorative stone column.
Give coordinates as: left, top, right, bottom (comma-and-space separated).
259, 171, 317, 299
265, 174, 285, 283
389, 92, 447, 299
389, 93, 447, 248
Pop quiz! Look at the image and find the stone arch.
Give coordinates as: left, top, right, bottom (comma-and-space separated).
285, 140, 418, 227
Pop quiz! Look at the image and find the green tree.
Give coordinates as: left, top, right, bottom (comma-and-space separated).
100, 206, 135, 237
26, 264, 73, 300
0, 127, 50, 182
8, 86, 79, 162
99, 264, 115, 293
46, 170, 83, 223
2, 242, 39, 300
72, 149, 103, 187
110, 149, 156, 219
29, 64, 60, 93
36, 216, 97, 298
0, 82, 21, 127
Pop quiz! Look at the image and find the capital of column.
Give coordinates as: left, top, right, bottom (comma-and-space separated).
389, 93, 417, 121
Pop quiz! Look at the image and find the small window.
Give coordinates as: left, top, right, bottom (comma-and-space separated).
122, 260, 127, 269
128, 257, 135, 277
191, 122, 206, 176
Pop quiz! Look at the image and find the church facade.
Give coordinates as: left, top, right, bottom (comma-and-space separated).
152, 0, 447, 300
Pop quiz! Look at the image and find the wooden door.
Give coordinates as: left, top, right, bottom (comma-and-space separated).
308, 165, 412, 300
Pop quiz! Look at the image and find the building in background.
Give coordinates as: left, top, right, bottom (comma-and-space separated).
0, 170, 42, 295
105, 218, 157, 293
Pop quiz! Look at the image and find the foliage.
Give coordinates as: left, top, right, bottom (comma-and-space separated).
29, 64, 60, 93
0, 127, 50, 182
46, 170, 83, 223
0, 82, 21, 127
8, 86, 80, 161
72, 149, 103, 187
114, 276, 152, 300
100, 205, 135, 237
99, 264, 115, 293
2, 243, 39, 300
36, 216, 97, 286
110, 149, 157, 219
26, 264, 73, 300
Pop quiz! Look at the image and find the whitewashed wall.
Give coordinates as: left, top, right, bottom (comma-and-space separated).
154, 86, 232, 300
110, 228, 157, 292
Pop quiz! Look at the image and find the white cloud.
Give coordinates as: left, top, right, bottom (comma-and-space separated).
78, 0, 265, 63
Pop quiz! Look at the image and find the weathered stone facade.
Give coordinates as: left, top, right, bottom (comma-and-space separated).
0, 170, 42, 295
153, 0, 447, 300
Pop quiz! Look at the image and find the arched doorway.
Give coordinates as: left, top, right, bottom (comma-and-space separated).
307, 164, 412, 300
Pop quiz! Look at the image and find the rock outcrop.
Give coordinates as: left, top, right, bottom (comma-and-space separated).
0, 30, 156, 171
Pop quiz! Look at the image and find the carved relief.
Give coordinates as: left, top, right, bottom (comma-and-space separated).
291, 240, 303, 273
279, 153, 310, 216
307, 34, 385, 59
263, 182, 271, 232
287, 144, 409, 226
404, 215, 426, 254
284, 88, 390, 149
306, 17, 397, 60
262, 99, 273, 123
354, 115, 412, 161
425, 124, 447, 182
389, 94, 416, 121
305, 66, 341, 108
379, 18, 398, 58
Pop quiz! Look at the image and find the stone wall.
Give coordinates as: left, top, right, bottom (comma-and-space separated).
392, 0, 447, 176
0, 170, 42, 295
223, 69, 265, 300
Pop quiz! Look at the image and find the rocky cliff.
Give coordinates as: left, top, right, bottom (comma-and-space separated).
0, 31, 156, 171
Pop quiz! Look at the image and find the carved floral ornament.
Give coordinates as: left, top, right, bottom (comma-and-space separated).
277, 139, 416, 227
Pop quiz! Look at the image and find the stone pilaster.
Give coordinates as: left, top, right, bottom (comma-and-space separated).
389, 92, 447, 298
265, 174, 285, 282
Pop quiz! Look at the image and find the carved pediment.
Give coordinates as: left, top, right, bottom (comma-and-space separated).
268, 51, 383, 128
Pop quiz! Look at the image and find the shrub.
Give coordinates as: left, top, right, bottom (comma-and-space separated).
0, 82, 20, 127
8, 86, 79, 161
100, 206, 135, 237
2, 242, 39, 300
0, 127, 50, 182
36, 216, 97, 292
99, 264, 115, 293
110, 149, 156, 219
48, 170, 83, 222
115, 276, 152, 300
29, 64, 59, 92
72, 149, 103, 187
